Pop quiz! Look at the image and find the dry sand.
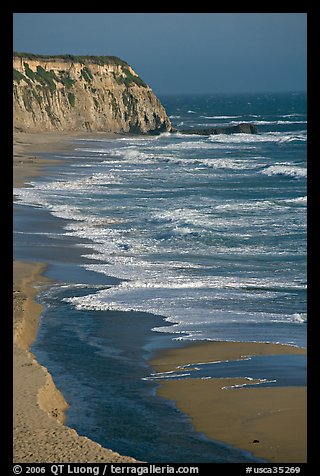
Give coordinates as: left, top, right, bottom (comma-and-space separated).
151, 342, 307, 463
13, 131, 138, 463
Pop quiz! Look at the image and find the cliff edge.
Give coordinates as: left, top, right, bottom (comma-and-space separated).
13, 53, 172, 134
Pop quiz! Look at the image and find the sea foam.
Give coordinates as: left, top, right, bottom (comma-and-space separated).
261, 165, 307, 178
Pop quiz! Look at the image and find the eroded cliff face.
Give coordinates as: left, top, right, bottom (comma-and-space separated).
13, 54, 172, 134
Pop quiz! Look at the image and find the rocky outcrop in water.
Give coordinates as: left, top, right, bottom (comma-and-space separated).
176, 123, 258, 135
13, 53, 172, 134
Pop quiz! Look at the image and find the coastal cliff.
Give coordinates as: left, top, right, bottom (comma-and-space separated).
13, 53, 172, 134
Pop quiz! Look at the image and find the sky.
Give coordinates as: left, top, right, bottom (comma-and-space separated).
13, 13, 307, 95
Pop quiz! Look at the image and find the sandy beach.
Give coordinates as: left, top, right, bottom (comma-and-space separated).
13, 132, 138, 463
151, 341, 307, 463
13, 130, 117, 188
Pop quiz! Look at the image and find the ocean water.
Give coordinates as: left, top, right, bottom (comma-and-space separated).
13, 92, 307, 462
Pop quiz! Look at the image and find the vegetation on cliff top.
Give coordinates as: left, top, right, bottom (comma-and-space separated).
13, 51, 129, 67
13, 53, 148, 88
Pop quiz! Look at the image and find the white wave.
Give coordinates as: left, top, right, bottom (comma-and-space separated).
64, 272, 306, 322
55, 283, 107, 291
14, 186, 125, 231
63, 278, 306, 344
159, 155, 261, 171
291, 313, 307, 323
75, 147, 110, 154
278, 134, 307, 143
209, 132, 307, 144
228, 120, 306, 126
261, 165, 307, 178
215, 196, 307, 212
177, 357, 252, 370
151, 207, 212, 228
222, 378, 277, 389
161, 140, 210, 149
156, 131, 176, 139
163, 139, 256, 151
50, 205, 87, 221
97, 147, 159, 165
71, 163, 97, 168
14, 230, 60, 238
151, 200, 304, 230
281, 114, 306, 118
280, 196, 307, 206
13, 187, 54, 209
73, 217, 305, 263
116, 135, 155, 141
123, 149, 152, 161
194, 120, 307, 128
200, 115, 241, 119
215, 200, 279, 212
34, 173, 123, 191
271, 120, 306, 125
143, 372, 191, 381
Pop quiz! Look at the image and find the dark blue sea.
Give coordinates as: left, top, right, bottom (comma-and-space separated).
13, 92, 307, 463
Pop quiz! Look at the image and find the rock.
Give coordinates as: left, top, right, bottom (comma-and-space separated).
13, 53, 172, 134
177, 123, 258, 136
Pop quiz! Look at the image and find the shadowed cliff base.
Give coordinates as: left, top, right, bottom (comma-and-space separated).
173, 123, 258, 136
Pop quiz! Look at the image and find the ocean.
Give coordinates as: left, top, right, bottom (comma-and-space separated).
13, 92, 307, 462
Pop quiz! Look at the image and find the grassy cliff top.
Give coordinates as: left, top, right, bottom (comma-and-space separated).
13, 52, 129, 67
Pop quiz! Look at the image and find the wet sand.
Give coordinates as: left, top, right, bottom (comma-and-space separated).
13, 131, 138, 463
151, 341, 307, 463
13, 130, 117, 187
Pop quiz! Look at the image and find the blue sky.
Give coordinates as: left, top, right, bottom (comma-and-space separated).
13, 13, 307, 95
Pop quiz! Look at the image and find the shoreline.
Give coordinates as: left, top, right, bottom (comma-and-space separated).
13, 131, 139, 463
13, 131, 307, 464
150, 341, 307, 463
